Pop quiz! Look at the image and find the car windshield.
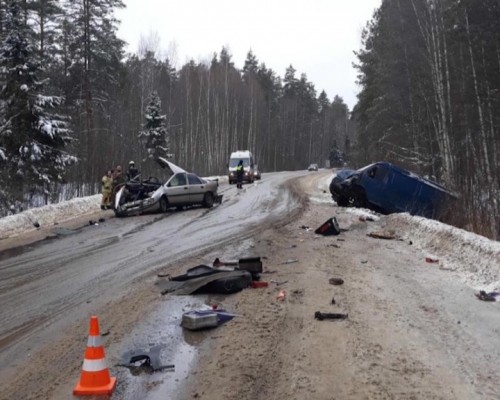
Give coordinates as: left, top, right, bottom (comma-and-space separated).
229, 158, 250, 167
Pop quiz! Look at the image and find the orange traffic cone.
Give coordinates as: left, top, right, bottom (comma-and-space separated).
73, 316, 117, 396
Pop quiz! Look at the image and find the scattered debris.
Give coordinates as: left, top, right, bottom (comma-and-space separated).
331, 296, 336, 304
327, 243, 340, 248
101, 330, 110, 337
251, 281, 269, 288
157, 272, 170, 278
119, 345, 174, 372
281, 259, 298, 265
361, 260, 368, 264
315, 217, 341, 236
89, 220, 97, 225
475, 290, 500, 302
157, 266, 252, 295
212, 256, 263, 276
337, 238, 345, 242
425, 257, 439, 264
181, 309, 236, 330
299, 225, 310, 230
276, 290, 286, 301
359, 215, 375, 222
33, 221, 40, 228
98, 218, 105, 223
263, 270, 277, 274
329, 278, 344, 286
314, 311, 348, 320
270, 280, 288, 286
367, 230, 396, 240
289, 244, 297, 248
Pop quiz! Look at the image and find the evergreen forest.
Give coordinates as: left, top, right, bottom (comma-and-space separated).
0, 0, 498, 240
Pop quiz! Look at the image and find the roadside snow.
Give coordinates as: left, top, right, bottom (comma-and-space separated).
384, 214, 500, 292
0, 195, 101, 239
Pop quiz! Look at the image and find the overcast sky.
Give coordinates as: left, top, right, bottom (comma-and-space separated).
116, 0, 381, 110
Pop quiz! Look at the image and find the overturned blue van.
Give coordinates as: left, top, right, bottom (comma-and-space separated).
329, 162, 457, 219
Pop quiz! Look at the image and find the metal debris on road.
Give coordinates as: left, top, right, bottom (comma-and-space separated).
280, 259, 298, 265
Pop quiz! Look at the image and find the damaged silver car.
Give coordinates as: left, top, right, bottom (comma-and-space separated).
114, 158, 222, 217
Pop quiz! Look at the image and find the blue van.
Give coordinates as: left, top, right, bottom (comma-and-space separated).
329, 162, 457, 219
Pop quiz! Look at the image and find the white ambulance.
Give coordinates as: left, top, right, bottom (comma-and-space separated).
228, 150, 255, 184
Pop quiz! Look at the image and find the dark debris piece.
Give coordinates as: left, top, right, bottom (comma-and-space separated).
475, 290, 499, 302
119, 345, 174, 372
329, 278, 344, 286
314, 311, 348, 321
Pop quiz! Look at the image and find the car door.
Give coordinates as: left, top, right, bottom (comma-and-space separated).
187, 173, 205, 204
165, 173, 189, 204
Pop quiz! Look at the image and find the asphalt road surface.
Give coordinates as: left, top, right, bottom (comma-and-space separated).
0, 170, 307, 391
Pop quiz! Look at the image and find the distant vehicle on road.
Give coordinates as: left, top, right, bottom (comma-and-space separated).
329, 162, 456, 220
228, 150, 255, 184
253, 164, 262, 180
307, 163, 319, 171
114, 158, 221, 217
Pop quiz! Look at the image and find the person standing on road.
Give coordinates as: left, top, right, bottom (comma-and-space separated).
101, 170, 113, 210
236, 159, 244, 189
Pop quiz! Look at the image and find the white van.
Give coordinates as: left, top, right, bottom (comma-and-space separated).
228, 150, 255, 184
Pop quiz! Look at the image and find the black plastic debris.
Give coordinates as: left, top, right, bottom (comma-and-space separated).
315, 217, 341, 236
98, 218, 105, 223
119, 345, 174, 373
329, 278, 344, 286
314, 311, 348, 320
331, 296, 336, 305
212, 257, 263, 276
33, 221, 40, 228
475, 290, 500, 302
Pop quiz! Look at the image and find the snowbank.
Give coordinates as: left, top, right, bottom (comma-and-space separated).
384, 214, 500, 292
0, 195, 101, 239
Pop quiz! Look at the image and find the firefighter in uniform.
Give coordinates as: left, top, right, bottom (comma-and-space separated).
101, 170, 113, 210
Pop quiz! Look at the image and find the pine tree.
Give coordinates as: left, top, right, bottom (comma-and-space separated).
0, 1, 76, 204
63, 0, 125, 183
139, 91, 169, 160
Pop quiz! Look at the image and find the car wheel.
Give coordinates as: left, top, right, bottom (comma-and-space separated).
335, 196, 350, 207
203, 192, 214, 208
159, 197, 169, 213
